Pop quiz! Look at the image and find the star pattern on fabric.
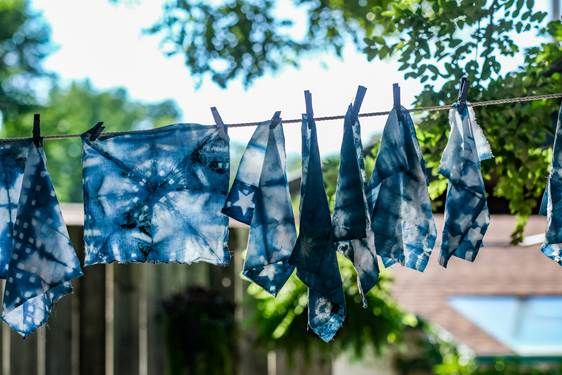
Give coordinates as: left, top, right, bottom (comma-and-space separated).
233, 190, 254, 217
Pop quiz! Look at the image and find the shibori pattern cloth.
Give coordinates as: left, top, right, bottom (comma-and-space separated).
0, 140, 82, 336
82, 122, 230, 266
439, 102, 492, 267
222, 112, 297, 296
367, 100, 437, 272
540, 103, 562, 265
289, 91, 345, 342
332, 86, 379, 306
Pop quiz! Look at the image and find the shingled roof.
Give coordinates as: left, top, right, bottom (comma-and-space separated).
388, 214, 562, 357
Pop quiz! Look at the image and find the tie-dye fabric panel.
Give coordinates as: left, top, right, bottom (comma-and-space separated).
0, 141, 29, 278
289, 92, 345, 342
439, 103, 492, 267
223, 115, 296, 296
1, 143, 83, 336
82, 123, 230, 266
540, 104, 562, 265
332, 86, 379, 305
367, 106, 436, 272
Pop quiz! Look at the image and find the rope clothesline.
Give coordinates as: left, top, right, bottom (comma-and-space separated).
3, 92, 562, 142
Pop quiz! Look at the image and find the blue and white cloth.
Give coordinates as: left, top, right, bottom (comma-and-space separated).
332, 86, 379, 305
367, 104, 436, 271
439, 102, 492, 267
540, 103, 562, 265
223, 113, 296, 296
82, 123, 230, 266
289, 91, 345, 342
0, 141, 82, 336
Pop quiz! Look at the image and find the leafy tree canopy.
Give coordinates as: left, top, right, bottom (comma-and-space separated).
1, 81, 180, 202
146, 0, 561, 240
0, 0, 52, 118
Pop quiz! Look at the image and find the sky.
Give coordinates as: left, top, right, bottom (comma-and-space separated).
31, 0, 552, 158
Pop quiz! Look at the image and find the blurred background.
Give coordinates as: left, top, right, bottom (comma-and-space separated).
0, 0, 562, 374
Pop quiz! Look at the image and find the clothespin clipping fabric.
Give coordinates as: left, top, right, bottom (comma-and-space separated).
289, 90, 346, 342
222, 112, 296, 296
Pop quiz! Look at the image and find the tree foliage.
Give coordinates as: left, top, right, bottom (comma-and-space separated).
147, 0, 561, 240
1, 81, 180, 202
0, 0, 53, 117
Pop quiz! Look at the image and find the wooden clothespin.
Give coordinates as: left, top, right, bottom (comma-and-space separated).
458, 76, 469, 104
88, 122, 105, 142
269, 111, 282, 129
392, 83, 401, 109
210, 107, 229, 141
32, 114, 42, 147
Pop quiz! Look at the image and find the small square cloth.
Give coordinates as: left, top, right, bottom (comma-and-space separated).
332, 86, 379, 306
540, 103, 562, 265
222, 113, 296, 296
439, 103, 492, 267
289, 91, 345, 342
367, 105, 436, 272
1, 141, 82, 336
82, 123, 230, 266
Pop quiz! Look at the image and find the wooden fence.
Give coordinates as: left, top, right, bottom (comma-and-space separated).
0, 223, 332, 375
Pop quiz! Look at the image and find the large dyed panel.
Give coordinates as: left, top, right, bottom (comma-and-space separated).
82, 123, 230, 266
541, 104, 562, 265
332, 86, 379, 306
223, 114, 296, 296
289, 91, 345, 342
367, 106, 436, 272
1, 142, 83, 336
439, 103, 492, 267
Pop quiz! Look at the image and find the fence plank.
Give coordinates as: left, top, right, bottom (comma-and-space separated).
113, 264, 140, 375
10, 331, 37, 375
78, 262, 106, 375
45, 294, 73, 375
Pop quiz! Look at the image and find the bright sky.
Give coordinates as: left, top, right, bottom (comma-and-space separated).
31, 0, 552, 157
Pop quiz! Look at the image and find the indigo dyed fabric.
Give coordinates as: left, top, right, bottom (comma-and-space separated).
439, 103, 492, 267
540, 104, 562, 265
367, 106, 436, 272
332, 86, 379, 305
0, 141, 29, 278
1, 142, 83, 336
82, 123, 230, 266
289, 91, 345, 342
222, 114, 296, 295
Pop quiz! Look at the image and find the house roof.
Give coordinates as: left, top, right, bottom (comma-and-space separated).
388, 214, 562, 357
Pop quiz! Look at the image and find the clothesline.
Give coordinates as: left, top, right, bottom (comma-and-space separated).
2, 92, 562, 142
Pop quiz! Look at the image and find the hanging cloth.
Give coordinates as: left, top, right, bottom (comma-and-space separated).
332, 86, 379, 305
540, 103, 562, 265
439, 102, 492, 267
81, 123, 230, 266
289, 91, 345, 342
1, 142, 83, 336
222, 113, 297, 296
367, 101, 436, 271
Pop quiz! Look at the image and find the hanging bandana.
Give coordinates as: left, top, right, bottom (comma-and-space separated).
540, 103, 562, 266
289, 91, 345, 342
82, 123, 230, 266
1, 142, 83, 336
367, 99, 436, 271
332, 86, 379, 305
439, 102, 492, 267
223, 113, 296, 295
